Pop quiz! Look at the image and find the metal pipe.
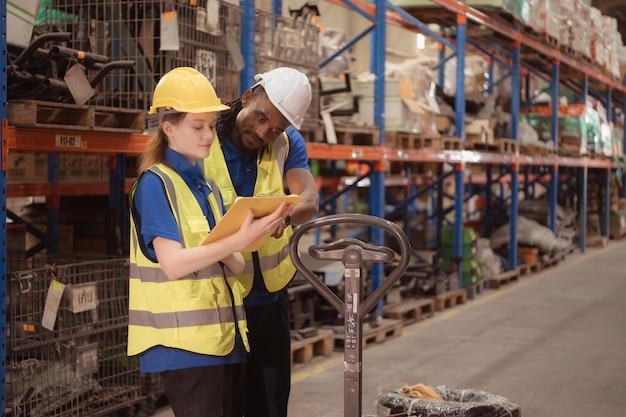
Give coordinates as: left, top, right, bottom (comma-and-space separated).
89, 60, 136, 87
11, 32, 71, 67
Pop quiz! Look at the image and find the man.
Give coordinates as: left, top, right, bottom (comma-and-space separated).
204, 67, 319, 417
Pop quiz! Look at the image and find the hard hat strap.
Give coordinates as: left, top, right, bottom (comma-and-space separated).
157, 108, 181, 124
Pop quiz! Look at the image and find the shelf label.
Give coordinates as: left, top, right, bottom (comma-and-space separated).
55, 134, 85, 149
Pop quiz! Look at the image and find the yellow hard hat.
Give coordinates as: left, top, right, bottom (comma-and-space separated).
148, 67, 230, 114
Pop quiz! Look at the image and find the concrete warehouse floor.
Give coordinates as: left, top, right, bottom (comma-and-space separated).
153, 239, 626, 417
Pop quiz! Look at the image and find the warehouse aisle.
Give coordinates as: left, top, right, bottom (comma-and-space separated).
152, 240, 626, 417
287, 240, 626, 417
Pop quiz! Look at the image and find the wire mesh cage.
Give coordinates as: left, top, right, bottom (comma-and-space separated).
255, 9, 321, 132
6, 258, 143, 417
9, 0, 243, 112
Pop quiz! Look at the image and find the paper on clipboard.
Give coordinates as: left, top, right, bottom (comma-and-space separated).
201, 194, 301, 252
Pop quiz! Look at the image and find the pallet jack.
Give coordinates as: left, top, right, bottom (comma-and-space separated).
290, 213, 410, 417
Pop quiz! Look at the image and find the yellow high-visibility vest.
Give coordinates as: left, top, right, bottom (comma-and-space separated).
127, 164, 249, 356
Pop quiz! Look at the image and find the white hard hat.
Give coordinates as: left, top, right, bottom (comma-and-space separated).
253, 67, 312, 129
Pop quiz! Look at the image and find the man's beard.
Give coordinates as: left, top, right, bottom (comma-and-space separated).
231, 128, 261, 155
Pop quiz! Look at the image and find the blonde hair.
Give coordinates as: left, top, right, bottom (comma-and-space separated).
137, 112, 186, 173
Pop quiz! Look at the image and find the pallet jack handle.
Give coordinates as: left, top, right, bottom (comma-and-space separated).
290, 213, 411, 417
290, 213, 410, 315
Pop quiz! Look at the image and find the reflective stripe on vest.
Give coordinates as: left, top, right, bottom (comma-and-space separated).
127, 164, 249, 356
204, 134, 296, 297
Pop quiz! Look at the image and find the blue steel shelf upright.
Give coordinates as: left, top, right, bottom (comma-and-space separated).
1, 0, 7, 411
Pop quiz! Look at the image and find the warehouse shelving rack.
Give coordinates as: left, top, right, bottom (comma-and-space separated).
1, 0, 624, 288
2, 4, 626, 409
314, 0, 626, 283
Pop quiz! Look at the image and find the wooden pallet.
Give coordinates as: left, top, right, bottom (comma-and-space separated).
464, 279, 488, 300
518, 262, 542, 276
466, 137, 499, 152
489, 268, 520, 289
331, 318, 403, 350
386, 131, 416, 148
385, 132, 446, 150
441, 136, 463, 150
430, 288, 467, 311
540, 253, 560, 268
609, 229, 626, 240
539, 32, 560, 48
496, 138, 518, 154
383, 297, 436, 324
328, 124, 380, 146
290, 329, 334, 365
522, 25, 560, 48
563, 45, 576, 57
8, 100, 146, 132
586, 236, 609, 248
416, 135, 444, 150
573, 50, 594, 65
519, 144, 557, 156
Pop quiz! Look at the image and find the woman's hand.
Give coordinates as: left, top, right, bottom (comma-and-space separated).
233, 202, 293, 250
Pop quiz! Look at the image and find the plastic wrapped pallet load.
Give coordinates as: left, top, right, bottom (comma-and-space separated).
377, 385, 522, 417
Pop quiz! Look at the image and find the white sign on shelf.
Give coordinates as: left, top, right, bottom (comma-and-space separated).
55, 134, 84, 149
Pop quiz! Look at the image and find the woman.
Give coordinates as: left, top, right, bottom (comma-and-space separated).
127, 67, 292, 417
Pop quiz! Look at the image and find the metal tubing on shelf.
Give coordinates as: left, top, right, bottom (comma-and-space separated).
240, 0, 256, 93
579, 167, 588, 252
455, 8, 467, 138
509, 163, 519, 269
453, 163, 464, 287
549, 165, 558, 232
604, 168, 611, 238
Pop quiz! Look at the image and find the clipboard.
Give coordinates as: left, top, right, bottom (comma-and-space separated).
201, 194, 301, 252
